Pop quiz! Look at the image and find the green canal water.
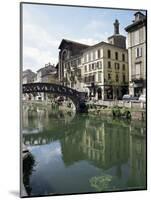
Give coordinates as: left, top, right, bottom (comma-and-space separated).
22, 104, 146, 197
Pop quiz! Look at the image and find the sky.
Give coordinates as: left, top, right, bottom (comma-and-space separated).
22, 3, 146, 72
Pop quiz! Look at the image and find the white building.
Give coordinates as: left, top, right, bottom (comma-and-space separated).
125, 11, 146, 97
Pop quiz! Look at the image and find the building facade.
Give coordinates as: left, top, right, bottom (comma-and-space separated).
82, 41, 128, 100
23, 63, 58, 101
125, 12, 146, 97
58, 19, 129, 100
36, 63, 58, 84
23, 69, 36, 84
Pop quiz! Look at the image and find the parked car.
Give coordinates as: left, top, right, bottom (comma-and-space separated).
122, 94, 139, 102
139, 94, 146, 102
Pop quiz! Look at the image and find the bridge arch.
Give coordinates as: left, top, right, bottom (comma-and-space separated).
22, 82, 87, 113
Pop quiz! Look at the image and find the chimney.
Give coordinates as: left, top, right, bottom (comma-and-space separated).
134, 12, 145, 22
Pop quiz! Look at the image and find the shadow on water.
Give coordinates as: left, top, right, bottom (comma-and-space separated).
23, 153, 35, 196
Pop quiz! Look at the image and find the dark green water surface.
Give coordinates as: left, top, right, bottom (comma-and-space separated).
22, 105, 146, 196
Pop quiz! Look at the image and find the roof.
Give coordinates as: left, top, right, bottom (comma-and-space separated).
108, 34, 126, 40
58, 38, 90, 49
125, 13, 146, 32
134, 11, 145, 16
37, 64, 57, 77
82, 41, 127, 53
23, 69, 36, 78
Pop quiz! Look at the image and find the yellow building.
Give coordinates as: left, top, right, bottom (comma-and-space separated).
82, 41, 128, 100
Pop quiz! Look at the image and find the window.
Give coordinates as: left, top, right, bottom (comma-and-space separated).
97, 49, 101, 59
99, 61, 102, 69
134, 30, 139, 45
84, 55, 86, 63
115, 63, 120, 70
116, 74, 119, 82
88, 53, 91, 61
93, 73, 96, 82
91, 52, 93, 61
92, 63, 95, 70
89, 64, 92, 71
97, 61, 102, 69
108, 50, 111, 58
122, 53, 125, 61
93, 51, 95, 60
115, 52, 118, 60
122, 64, 125, 71
86, 54, 89, 62
84, 65, 87, 72
135, 47, 142, 58
108, 61, 111, 68
135, 63, 141, 78
123, 74, 126, 83
108, 73, 111, 80
89, 74, 95, 82
98, 72, 102, 82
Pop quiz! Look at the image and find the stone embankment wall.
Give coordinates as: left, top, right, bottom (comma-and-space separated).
88, 108, 146, 121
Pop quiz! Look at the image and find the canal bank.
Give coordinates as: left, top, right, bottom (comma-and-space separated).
86, 99, 146, 121
88, 107, 146, 121
23, 100, 146, 121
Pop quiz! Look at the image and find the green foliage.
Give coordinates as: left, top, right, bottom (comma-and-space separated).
89, 175, 113, 192
112, 106, 131, 119
112, 106, 121, 117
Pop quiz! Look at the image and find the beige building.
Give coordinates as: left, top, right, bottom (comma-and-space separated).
58, 19, 129, 100
82, 41, 128, 100
125, 11, 146, 97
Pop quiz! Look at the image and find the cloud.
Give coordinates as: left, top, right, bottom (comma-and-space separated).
23, 8, 60, 71
23, 23, 60, 71
78, 38, 99, 46
86, 20, 102, 30
23, 46, 58, 72
85, 19, 106, 32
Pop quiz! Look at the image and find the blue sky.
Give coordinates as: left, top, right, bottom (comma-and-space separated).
22, 3, 146, 72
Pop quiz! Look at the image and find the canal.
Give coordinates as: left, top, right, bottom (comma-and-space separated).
22, 104, 146, 197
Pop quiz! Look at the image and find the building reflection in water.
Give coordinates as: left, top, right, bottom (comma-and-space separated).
61, 119, 129, 175
22, 105, 146, 194
128, 125, 146, 188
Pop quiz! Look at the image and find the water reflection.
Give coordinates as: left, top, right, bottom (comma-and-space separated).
22, 105, 146, 196
23, 153, 35, 195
